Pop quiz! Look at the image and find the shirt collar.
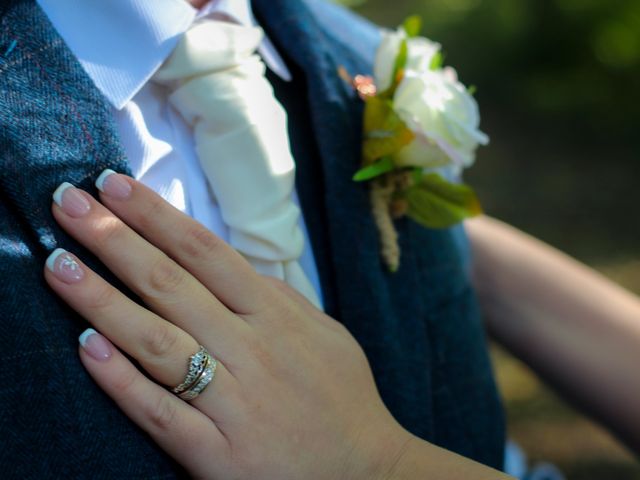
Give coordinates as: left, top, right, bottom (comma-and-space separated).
37, 0, 291, 110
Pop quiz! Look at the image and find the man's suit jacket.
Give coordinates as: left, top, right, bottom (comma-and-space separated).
0, 0, 505, 477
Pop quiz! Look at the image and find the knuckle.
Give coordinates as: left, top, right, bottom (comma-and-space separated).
333, 320, 351, 336
180, 224, 223, 260
86, 283, 117, 314
145, 256, 186, 297
263, 276, 307, 309
112, 368, 139, 397
138, 194, 167, 231
328, 319, 353, 338
245, 334, 274, 371
146, 394, 180, 432
264, 276, 288, 292
93, 217, 127, 250
141, 322, 182, 359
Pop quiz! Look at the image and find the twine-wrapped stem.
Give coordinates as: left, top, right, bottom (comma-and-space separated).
369, 170, 414, 272
370, 178, 398, 272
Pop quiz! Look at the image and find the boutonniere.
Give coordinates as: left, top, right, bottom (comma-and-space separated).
340, 16, 488, 272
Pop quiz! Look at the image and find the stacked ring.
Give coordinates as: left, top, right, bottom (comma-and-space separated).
172, 346, 217, 401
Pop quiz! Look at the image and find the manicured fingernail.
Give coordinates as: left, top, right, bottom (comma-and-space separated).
46, 248, 85, 283
95, 169, 131, 200
53, 182, 91, 217
79, 328, 113, 362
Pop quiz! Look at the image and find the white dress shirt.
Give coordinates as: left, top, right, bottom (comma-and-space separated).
37, 0, 323, 306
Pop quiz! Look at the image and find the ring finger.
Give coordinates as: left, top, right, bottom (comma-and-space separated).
44, 248, 241, 416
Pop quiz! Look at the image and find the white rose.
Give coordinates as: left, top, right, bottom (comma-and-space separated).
393, 67, 489, 169
374, 29, 441, 92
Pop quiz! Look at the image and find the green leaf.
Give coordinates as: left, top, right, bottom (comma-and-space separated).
411, 167, 424, 184
403, 15, 422, 38
390, 38, 408, 87
405, 173, 482, 228
468, 84, 477, 95
378, 37, 410, 99
429, 51, 444, 71
361, 96, 415, 163
353, 157, 394, 182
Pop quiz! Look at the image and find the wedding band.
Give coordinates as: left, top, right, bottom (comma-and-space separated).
179, 356, 217, 401
172, 346, 207, 394
172, 346, 217, 401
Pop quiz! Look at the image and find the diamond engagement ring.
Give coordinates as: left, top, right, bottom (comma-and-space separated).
172, 346, 217, 401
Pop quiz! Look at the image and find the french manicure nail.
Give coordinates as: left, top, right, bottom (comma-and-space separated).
46, 248, 85, 284
79, 328, 113, 362
52, 182, 91, 217
95, 169, 132, 200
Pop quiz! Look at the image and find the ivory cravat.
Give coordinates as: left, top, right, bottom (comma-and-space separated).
152, 19, 320, 307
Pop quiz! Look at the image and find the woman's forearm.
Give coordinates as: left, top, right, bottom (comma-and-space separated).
466, 216, 640, 450
383, 435, 513, 479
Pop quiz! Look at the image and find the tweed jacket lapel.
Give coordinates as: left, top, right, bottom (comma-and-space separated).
0, 0, 131, 266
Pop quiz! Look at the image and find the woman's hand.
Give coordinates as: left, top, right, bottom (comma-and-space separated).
44, 171, 409, 480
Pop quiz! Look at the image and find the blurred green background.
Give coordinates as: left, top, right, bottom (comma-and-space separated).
341, 0, 640, 478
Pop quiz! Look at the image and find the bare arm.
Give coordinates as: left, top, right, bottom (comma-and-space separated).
466, 215, 640, 450
382, 436, 513, 479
